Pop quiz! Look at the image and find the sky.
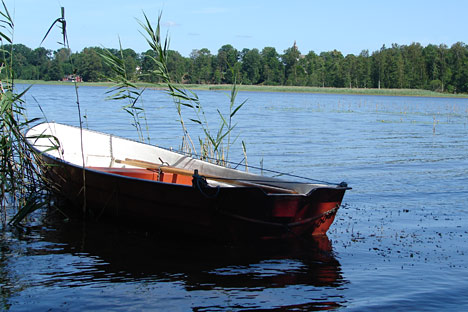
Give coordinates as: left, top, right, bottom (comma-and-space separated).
4, 0, 468, 57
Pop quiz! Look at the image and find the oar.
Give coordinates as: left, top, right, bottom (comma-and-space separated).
116, 158, 194, 176
115, 158, 298, 194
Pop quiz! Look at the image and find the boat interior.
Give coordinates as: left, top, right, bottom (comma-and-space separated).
27, 123, 332, 195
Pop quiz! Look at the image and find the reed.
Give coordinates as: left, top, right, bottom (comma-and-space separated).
100, 41, 150, 143
41, 6, 89, 215
0, 1, 49, 226
138, 13, 247, 166
1, 4, 84, 225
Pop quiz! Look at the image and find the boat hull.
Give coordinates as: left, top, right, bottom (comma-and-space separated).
28, 123, 349, 241
41, 154, 346, 241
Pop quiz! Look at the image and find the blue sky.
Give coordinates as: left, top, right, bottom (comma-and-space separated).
5, 0, 468, 56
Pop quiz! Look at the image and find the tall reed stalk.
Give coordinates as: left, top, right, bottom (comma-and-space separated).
0, 1, 48, 226
138, 13, 247, 166
41, 6, 88, 214
100, 41, 149, 142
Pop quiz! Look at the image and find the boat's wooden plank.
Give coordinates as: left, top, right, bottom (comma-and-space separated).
115, 158, 299, 194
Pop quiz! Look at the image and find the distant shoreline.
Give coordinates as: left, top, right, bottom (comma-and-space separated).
15, 80, 468, 99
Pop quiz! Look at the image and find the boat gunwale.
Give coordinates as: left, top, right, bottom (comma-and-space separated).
32, 144, 314, 198
26, 122, 350, 197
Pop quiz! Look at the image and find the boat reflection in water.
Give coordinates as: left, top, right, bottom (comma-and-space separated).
35, 210, 347, 310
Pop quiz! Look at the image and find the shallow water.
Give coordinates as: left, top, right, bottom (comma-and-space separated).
2, 84, 468, 311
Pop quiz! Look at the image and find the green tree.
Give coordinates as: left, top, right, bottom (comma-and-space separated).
320, 50, 344, 87
167, 50, 187, 83
384, 44, 404, 88
342, 54, 357, 88
217, 44, 238, 84
370, 45, 386, 88
189, 48, 213, 84
48, 58, 64, 80
282, 42, 301, 85
402, 43, 427, 89
356, 50, 371, 88
437, 44, 451, 92
54, 48, 73, 77
6, 40, 468, 93
75, 47, 103, 81
259, 47, 284, 85
423, 44, 439, 84
140, 49, 158, 82
31, 47, 52, 80
448, 42, 468, 93
9, 44, 34, 79
240, 48, 261, 84
301, 51, 322, 87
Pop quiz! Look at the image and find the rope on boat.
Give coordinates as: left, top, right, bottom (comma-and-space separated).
192, 169, 220, 198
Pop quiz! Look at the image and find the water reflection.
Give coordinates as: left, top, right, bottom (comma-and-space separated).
15, 209, 347, 310
0, 235, 16, 311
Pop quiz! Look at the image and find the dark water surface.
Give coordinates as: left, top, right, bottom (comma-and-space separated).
2, 84, 468, 311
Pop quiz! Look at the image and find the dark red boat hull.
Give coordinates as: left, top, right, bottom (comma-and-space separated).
41, 154, 348, 241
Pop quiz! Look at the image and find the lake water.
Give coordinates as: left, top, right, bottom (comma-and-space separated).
2, 83, 468, 311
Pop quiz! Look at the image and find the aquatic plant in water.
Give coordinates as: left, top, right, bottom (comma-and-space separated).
0, 1, 49, 226
41, 6, 89, 214
138, 13, 247, 166
100, 41, 150, 143
99, 12, 248, 166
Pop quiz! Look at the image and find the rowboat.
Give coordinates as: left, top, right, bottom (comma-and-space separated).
27, 122, 350, 241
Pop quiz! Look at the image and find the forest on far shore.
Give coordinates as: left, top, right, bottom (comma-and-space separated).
4, 41, 468, 94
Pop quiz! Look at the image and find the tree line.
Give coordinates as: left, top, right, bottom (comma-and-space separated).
4, 41, 468, 93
